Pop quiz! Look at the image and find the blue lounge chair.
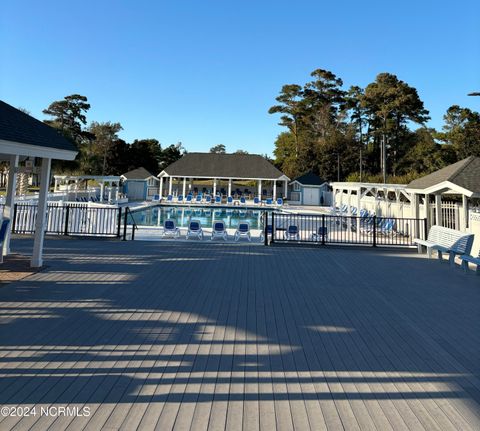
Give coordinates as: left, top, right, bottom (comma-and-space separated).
253, 197, 261, 206
186, 220, 203, 240
265, 198, 273, 206
284, 224, 300, 241
211, 221, 228, 241
239, 197, 246, 206
195, 194, 202, 203
311, 226, 328, 242
234, 222, 251, 242
227, 196, 234, 205
162, 219, 180, 238
186, 195, 193, 204
215, 196, 221, 204
166, 194, 173, 203
177, 195, 184, 203
276, 198, 283, 207
152, 194, 160, 202
205, 195, 212, 204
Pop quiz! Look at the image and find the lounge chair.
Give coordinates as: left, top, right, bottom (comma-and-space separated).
162, 219, 180, 238
152, 194, 160, 202
186, 220, 204, 240
227, 196, 234, 205
215, 196, 221, 204
259, 224, 273, 242
205, 195, 212, 204
312, 226, 328, 242
239, 197, 246, 206
234, 222, 251, 242
284, 224, 300, 241
265, 198, 273, 206
253, 197, 261, 206
166, 194, 173, 203
186, 195, 193, 204
211, 221, 228, 241
276, 198, 283, 207
195, 194, 202, 203
177, 195, 184, 203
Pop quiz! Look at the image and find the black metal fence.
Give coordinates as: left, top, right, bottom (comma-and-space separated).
11, 203, 122, 237
268, 212, 427, 247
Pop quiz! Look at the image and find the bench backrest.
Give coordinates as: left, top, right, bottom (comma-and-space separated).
427, 225, 474, 254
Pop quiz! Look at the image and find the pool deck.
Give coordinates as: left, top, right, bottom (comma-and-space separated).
0, 238, 479, 430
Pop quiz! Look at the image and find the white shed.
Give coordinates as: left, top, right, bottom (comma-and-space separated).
288, 172, 330, 206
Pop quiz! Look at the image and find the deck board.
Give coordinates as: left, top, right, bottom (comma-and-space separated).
0, 238, 479, 430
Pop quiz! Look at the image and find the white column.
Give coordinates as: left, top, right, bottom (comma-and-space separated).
462, 195, 469, 231
115, 182, 119, 201
31, 158, 51, 268
99, 182, 104, 202
425, 194, 431, 230
284, 179, 288, 199
168, 177, 173, 195
435, 194, 442, 227
2, 155, 19, 258
258, 180, 262, 198
159, 177, 163, 197
54, 177, 58, 192
182, 177, 186, 197
213, 178, 217, 196
108, 185, 113, 202
273, 181, 277, 201
228, 179, 232, 196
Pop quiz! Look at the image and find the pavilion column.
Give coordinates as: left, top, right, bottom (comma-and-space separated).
273, 181, 277, 201
99, 182, 104, 202
54, 177, 58, 192
425, 194, 431, 231
108, 184, 112, 202
462, 195, 469, 231
258, 180, 262, 199
284, 179, 288, 199
347, 189, 352, 230
435, 194, 442, 227
182, 177, 187, 197
413, 193, 420, 244
159, 177, 164, 197
356, 191, 361, 233
2, 155, 19, 259
31, 158, 51, 268
168, 177, 173, 195
213, 178, 217, 196
115, 182, 119, 201
228, 179, 232, 197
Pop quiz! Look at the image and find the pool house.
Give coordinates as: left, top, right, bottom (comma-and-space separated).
157, 152, 290, 201
121, 167, 159, 201
288, 172, 330, 206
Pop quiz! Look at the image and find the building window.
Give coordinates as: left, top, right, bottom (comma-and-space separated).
293, 183, 301, 192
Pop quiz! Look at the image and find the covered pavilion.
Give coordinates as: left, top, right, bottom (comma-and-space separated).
0, 100, 77, 266
158, 153, 290, 201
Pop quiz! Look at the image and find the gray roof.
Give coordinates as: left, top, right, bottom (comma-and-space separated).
162, 153, 288, 180
292, 171, 327, 186
122, 167, 156, 180
408, 156, 480, 193
0, 100, 77, 152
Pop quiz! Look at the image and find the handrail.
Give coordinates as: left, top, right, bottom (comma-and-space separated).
123, 207, 138, 240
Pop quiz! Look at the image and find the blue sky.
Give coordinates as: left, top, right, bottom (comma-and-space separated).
1, 0, 479, 156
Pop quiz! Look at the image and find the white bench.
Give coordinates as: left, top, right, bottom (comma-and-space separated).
460, 251, 480, 275
414, 225, 474, 266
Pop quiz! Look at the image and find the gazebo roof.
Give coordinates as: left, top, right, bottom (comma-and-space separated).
160, 153, 289, 180
0, 100, 77, 160
407, 156, 480, 196
121, 167, 157, 181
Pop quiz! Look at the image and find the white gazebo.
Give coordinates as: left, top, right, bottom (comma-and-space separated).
53, 175, 122, 203
0, 100, 78, 266
158, 152, 290, 200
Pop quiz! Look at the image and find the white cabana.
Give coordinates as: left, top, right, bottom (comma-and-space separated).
53, 175, 122, 203
0, 100, 78, 267
158, 153, 290, 201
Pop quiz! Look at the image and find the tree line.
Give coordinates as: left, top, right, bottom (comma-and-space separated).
269, 69, 480, 182
43, 94, 185, 176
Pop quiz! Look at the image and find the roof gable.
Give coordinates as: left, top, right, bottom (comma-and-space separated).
408, 156, 480, 194
161, 153, 288, 180
122, 167, 156, 180
292, 172, 326, 186
0, 100, 77, 154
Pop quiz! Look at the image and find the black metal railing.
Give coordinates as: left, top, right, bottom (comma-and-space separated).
122, 207, 138, 240
11, 203, 122, 237
267, 212, 427, 247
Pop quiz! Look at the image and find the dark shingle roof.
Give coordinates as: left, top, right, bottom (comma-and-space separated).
162, 153, 288, 180
0, 100, 77, 152
292, 172, 327, 186
122, 167, 156, 180
408, 156, 480, 193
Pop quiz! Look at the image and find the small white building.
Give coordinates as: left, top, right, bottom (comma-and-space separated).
288, 172, 330, 206
121, 167, 159, 201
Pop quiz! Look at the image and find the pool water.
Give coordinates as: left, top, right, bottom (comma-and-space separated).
130, 205, 271, 230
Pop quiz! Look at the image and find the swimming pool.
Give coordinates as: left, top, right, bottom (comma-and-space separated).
129, 205, 273, 229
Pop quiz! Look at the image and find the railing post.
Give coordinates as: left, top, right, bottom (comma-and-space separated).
424, 218, 428, 240
321, 214, 326, 245
117, 208, 122, 238
263, 212, 268, 246
64, 205, 70, 236
123, 207, 128, 241
271, 212, 275, 244
12, 203, 18, 233
372, 215, 377, 247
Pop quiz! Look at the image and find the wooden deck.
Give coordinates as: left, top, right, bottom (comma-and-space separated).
0, 238, 479, 430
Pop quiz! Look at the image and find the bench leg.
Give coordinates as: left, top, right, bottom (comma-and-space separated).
448, 253, 456, 267
417, 244, 423, 254
461, 260, 469, 272
476, 264, 480, 276
436, 250, 442, 260
427, 247, 433, 259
